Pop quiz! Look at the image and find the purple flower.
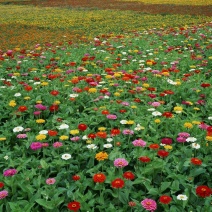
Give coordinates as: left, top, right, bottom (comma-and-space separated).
53, 142, 63, 148
3, 169, 17, 177
30, 142, 42, 150
122, 129, 134, 135
106, 114, 117, 120
114, 158, 129, 168
0, 190, 8, 199
132, 139, 146, 147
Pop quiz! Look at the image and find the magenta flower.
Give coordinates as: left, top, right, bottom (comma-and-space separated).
178, 132, 190, 138
0, 190, 8, 199
30, 142, 43, 150
3, 169, 17, 177
114, 158, 129, 168
122, 129, 134, 135
177, 137, 187, 143
33, 111, 41, 116
35, 104, 47, 111
199, 123, 209, 130
17, 134, 27, 139
106, 114, 117, 120
132, 139, 146, 147
53, 142, 63, 148
141, 198, 157, 211
46, 178, 56, 185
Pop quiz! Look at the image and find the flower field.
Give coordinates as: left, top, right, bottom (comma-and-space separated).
0, 1, 212, 212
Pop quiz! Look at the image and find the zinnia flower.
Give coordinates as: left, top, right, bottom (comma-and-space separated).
111, 178, 125, 189
0, 190, 8, 199
46, 178, 56, 185
176, 194, 188, 200
196, 185, 211, 198
67, 201, 81, 211
191, 158, 202, 165
30, 142, 42, 150
93, 173, 106, 183
132, 139, 146, 147
61, 153, 71, 160
95, 152, 108, 161
114, 158, 129, 168
139, 156, 151, 163
157, 150, 169, 158
3, 169, 17, 177
141, 198, 157, 211
159, 195, 172, 204
123, 171, 135, 180
72, 175, 80, 181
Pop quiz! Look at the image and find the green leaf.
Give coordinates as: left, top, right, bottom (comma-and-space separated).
35, 199, 54, 210
171, 180, 180, 193
148, 188, 159, 196
40, 159, 49, 169
160, 181, 171, 192
119, 191, 129, 204
8, 202, 22, 211
190, 168, 205, 177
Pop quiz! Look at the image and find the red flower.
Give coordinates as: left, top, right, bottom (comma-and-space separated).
48, 130, 58, 136
111, 178, 125, 189
149, 144, 160, 150
0, 182, 4, 188
134, 98, 141, 103
123, 171, 135, 180
93, 173, 106, 183
72, 175, 80, 181
78, 124, 87, 131
196, 185, 211, 198
162, 112, 173, 118
18, 106, 28, 112
111, 128, 120, 136
161, 137, 172, 145
24, 85, 33, 91
207, 126, 212, 132
201, 83, 210, 88
157, 150, 169, 158
50, 90, 59, 96
128, 201, 136, 207
88, 133, 96, 139
191, 158, 202, 165
101, 110, 110, 115
119, 109, 127, 113
67, 201, 81, 211
96, 131, 107, 139
139, 156, 151, 163
159, 195, 172, 204
164, 90, 174, 95
49, 104, 59, 112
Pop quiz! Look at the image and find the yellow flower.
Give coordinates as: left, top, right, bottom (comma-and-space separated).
196, 90, 201, 93
208, 56, 212, 60
36, 100, 42, 104
164, 145, 172, 150
95, 152, 108, 161
9, 100, 16, 107
142, 83, 149, 88
98, 127, 106, 131
54, 100, 61, 105
13, 72, 20, 76
193, 107, 200, 111
154, 119, 161, 124
127, 120, 135, 125
36, 119, 45, 124
192, 121, 201, 125
36, 134, 46, 140
88, 88, 97, 93
131, 105, 137, 109
146, 61, 153, 66
184, 122, 193, 129
59, 135, 69, 140
114, 92, 121, 97
114, 73, 121, 77
41, 82, 48, 86
0, 137, 6, 141
87, 74, 93, 77
24, 96, 31, 100
205, 136, 212, 141
190, 65, 196, 69
174, 106, 183, 113
86, 140, 92, 144
105, 75, 113, 79
54, 68, 62, 73
70, 129, 79, 135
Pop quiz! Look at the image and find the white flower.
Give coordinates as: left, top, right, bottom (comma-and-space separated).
177, 194, 188, 201
13, 126, 24, 132
147, 108, 156, 111
82, 135, 88, 140
208, 116, 212, 120
120, 120, 128, 124
134, 124, 144, 131
152, 111, 162, 116
14, 93, 21, 97
39, 130, 48, 134
69, 94, 79, 98
58, 123, 69, 130
61, 153, 71, 160
87, 144, 98, 149
191, 143, 200, 149
103, 144, 113, 148
104, 96, 109, 99
4, 155, 9, 160
107, 138, 113, 142
186, 137, 197, 142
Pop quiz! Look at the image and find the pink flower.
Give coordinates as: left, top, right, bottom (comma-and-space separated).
199, 123, 209, 130
132, 139, 146, 147
141, 198, 157, 212
106, 114, 117, 120
42, 143, 49, 147
122, 129, 134, 135
35, 104, 47, 111
34, 111, 41, 116
46, 178, 56, 185
178, 132, 190, 138
114, 158, 129, 168
53, 142, 63, 148
17, 134, 27, 139
177, 137, 187, 143
30, 142, 43, 150
70, 136, 80, 142
3, 169, 17, 177
151, 102, 161, 107
0, 190, 8, 199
